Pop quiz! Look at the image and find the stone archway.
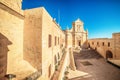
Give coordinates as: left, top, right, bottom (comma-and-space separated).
106, 50, 113, 59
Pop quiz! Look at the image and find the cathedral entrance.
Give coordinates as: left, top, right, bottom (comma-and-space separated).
78, 40, 81, 47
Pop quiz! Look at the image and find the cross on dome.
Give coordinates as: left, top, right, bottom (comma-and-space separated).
75, 18, 81, 22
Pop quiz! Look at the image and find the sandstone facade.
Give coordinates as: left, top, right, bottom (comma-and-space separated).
0, 0, 37, 80
64, 19, 88, 48
0, 0, 24, 79
0, 0, 72, 79
89, 33, 120, 59
24, 8, 88, 79
24, 7, 67, 80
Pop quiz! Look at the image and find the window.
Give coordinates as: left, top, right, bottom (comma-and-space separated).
48, 35, 52, 47
102, 42, 104, 46
55, 36, 56, 46
97, 42, 100, 47
92, 42, 94, 45
108, 42, 110, 47
97, 42, 99, 45
58, 37, 59, 45
48, 64, 51, 77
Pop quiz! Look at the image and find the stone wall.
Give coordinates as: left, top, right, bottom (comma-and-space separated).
42, 7, 65, 80
0, 0, 23, 15
0, 0, 24, 79
65, 30, 73, 48
24, 8, 42, 70
0, 1, 37, 80
89, 38, 113, 58
112, 33, 120, 59
24, 7, 66, 80
89, 33, 120, 59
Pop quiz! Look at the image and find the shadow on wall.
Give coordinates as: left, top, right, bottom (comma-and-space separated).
0, 33, 12, 80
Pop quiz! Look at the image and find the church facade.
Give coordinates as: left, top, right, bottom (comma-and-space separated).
65, 19, 88, 48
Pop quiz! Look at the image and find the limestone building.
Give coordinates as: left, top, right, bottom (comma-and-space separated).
89, 33, 120, 59
0, 0, 25, 79
24, 7, 67, 80
0, 0, 75, 80
65, 19, 88, 48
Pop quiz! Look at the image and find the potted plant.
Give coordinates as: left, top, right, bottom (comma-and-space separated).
63, 76, 69, 80
64, 71, 69, 75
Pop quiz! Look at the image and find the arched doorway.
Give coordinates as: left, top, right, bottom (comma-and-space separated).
106, 50, 113, 59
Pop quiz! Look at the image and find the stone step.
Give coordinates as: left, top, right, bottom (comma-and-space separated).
69, 76, 93, 80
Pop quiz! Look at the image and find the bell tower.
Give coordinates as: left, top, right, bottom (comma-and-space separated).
72, 18, 84, 32
72, 18, 88, 48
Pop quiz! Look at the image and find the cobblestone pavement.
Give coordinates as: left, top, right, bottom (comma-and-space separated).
71, 49, 120, 80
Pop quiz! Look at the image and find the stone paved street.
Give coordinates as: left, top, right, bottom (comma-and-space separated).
70, 49, 120, 80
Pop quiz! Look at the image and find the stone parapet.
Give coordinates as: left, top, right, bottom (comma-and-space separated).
51, 49, 69, 80
0, 0, 23, 15
69, 48, 76, 70
0, 2, 24, 19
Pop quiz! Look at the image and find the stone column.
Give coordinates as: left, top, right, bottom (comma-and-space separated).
69, 48, 76, 71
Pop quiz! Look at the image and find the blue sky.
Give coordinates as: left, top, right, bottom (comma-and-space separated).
22, 0, 120, 39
